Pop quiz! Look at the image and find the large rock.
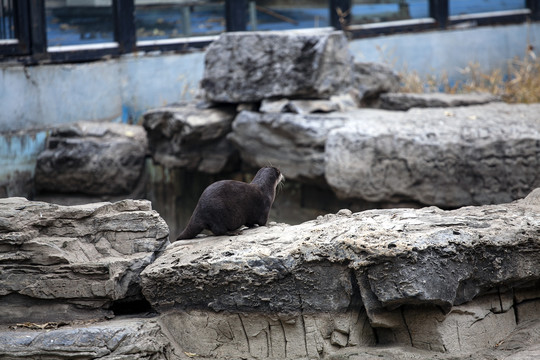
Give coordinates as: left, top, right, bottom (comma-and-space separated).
325, 102, 540, 207
143, 102, 238, 173
352, 62, 400, 105
201, 30, 353, 103
0, 318, 171, 359
35, 121, 148, 195
228, 110, 348, 182
379, 92, 500, 110
141, 189, 540, 354
0, 198, 168, 324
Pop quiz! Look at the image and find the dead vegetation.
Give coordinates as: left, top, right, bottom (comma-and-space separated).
398, 46, 540, 104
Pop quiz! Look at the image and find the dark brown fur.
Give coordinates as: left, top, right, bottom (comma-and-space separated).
175, 167, 283, 241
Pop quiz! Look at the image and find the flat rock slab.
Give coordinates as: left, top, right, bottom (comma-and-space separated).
0, 318, 170, 360
201, 30, 353, 102
35, 121, 148, 195
228, 110, 349, 182
325, 102, 540, 207
142, 188, 540, 315
141, 189, 540, 354
352, 62, 400, 104
379, 92, 500, 110
143, 102, 238, 173
0, 198, 169, 324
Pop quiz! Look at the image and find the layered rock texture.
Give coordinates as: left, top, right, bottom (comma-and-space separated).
1, 191, 540, 359
0, 197, 168, 324
201, 30, 353, 102
324, 102, 540, 206
143, 102, 238, 173
35, 121, 148, 195
229, 102, 540, 207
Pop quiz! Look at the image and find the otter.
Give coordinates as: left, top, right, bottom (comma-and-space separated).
175, 167, 284, 241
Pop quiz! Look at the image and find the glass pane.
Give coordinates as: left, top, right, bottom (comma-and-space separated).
46, 0, 114, 47
0, 0, 15, 40
135, 1, 225, 41
450, 0, 526, 16
247, 1, 329, 31
351, 0, 429, 25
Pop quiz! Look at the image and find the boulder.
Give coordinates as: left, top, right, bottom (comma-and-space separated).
34, 121, 148, 195
0, 197, 169, 324
228, 110, 349, 182
325, 102, 540, 207
0, 318, 171, 359
143, 102, 238, 173
141, 189, 540, 354
260, 94, 358, 115
201, 30, 353, 103
379, 92, 500, 110
352, 62, 400, 104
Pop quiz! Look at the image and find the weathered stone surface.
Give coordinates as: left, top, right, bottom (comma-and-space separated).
201, 30, 353, 102
143, 102, 238, 173
0, 197, 169, 324
379, 92, 500, 110
352, 62, 400, 104
0, 318, 171, 360
141, 189, 540, 355
228, 110, 348, 182
158, 310, 375, 359
260, 95, 357, 114
35, 121, 148, 195
325, 102, 540, 207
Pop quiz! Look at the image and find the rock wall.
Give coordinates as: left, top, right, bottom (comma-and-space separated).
0, 197, 168, 324
0, 191, 539, 359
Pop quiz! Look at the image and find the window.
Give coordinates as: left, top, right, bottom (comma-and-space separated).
45, 0, 115, 47
247, 1, 329, 31
449, 0, 526, 17
0, 0, 15, 41
350, 0, 429, 25
135, 0, 225, 42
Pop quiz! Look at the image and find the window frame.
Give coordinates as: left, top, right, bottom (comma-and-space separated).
0, 0, 538, 63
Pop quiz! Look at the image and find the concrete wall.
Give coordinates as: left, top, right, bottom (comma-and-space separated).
1, 22, 539, 196
349, 22, 540, 83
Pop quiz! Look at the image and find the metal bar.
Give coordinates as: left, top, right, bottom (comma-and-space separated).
527, 0, 540, 20
225, 0, 247, 32
429, 0, 448, 29
329, 0, 351, 30
182, 6, 191, 36
113, 0, 136, 54
29, 0, 47, 58
249, 1, 257, 31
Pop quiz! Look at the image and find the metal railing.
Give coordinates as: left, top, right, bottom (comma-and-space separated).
0, 0, 539, 63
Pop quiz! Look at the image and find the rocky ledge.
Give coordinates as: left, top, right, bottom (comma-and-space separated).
1, 191, 539, 359
0, 197, 168, 324
140, 188, 540, 358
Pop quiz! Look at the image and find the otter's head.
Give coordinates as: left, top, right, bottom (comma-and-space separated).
252, 166, 284, 191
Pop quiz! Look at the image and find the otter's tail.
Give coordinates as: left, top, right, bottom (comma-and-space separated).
175, 219, 203, 241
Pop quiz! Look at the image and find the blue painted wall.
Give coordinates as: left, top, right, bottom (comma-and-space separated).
1, 22, 539, 196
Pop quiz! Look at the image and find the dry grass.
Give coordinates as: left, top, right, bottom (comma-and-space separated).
398, 47, 540, 104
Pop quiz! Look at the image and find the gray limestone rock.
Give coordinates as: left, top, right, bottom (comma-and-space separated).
141, 189, 540, 353
0, 318, 171, 359
0, 197, 169, 324
379, 92, 500, 110
228, 110, 348, 183
143, 102, 238, 173
35, 121, 148, 195
352, 62, 400, 104
325, 102, 540, 207
260, 94, 357, 114
201, 30, 353, 103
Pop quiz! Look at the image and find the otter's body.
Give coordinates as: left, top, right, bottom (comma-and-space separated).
175, 167, 283, 241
